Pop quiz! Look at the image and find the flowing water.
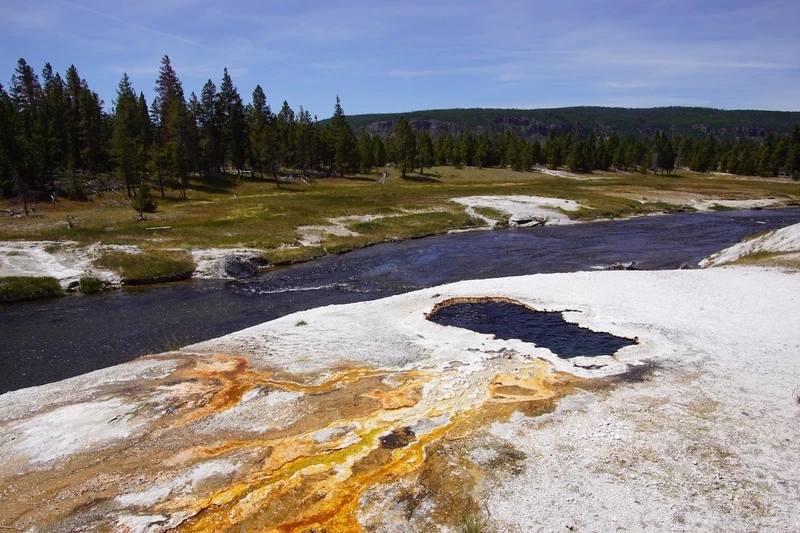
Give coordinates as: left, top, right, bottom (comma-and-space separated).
2, 208, 799, 394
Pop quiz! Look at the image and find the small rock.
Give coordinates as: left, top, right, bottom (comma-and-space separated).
219, 254, 267, 279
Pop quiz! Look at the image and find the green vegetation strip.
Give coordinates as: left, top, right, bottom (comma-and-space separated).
0, 276, 63, 303
2, 167, 798, 264
94, 250, 195, 285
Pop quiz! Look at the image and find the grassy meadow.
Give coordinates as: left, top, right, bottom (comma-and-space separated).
1, 166, 799, 278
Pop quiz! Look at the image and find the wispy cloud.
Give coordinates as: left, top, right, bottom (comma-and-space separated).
57, 0, 211, 50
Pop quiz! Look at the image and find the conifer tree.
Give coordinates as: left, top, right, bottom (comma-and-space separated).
187, 92, 203, 176
218, 68, 248, 174
329, 96, 357, 176
545, 130, 563, 169
391, 116, 416, 177
198, 80, 222, 172
63, 65, 84, 174
40, 63, 67, 190
149, 97, 166, 197
434, 129, 453, 166
276, 100, 296, 171
454, 131, 474, 167
357, 131, 374, 174
372, 135, 387, 168
154, 55, 192, 198
247, 84, 280, 186
295, 106, 315, 175
789, 125, 800, 180
111, 73, 142, 196
474, 135, 490, 169
10, 58, 44, 212
0, 83, 19, 199
416, 129, 434, 174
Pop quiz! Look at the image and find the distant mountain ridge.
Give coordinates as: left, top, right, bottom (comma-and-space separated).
342, 107, 800, 140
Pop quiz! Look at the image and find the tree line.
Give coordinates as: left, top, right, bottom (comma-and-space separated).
2, 56, 799, 213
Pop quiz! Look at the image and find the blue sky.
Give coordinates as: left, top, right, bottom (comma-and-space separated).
1, 0, 798, 117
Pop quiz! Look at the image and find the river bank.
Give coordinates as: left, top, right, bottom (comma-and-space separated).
0, 192, 787, 302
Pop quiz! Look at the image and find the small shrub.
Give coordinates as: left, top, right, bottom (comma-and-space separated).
131, 183, 157, 214
295, 319, 308, 326
0, 276, 63, 303
64, 177, 89, 201
78, 276, 104, 294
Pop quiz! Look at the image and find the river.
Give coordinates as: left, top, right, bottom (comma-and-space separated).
2, 208, 799, 394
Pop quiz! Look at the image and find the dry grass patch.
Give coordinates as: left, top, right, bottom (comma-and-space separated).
730, 250, 800, 269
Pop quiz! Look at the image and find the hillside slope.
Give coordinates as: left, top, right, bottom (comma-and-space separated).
343, 106, 800, 140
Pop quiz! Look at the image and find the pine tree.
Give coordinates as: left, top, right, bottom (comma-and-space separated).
454, 131, 474, 167
10, 58, 44, 212
357, 131, 374, 173
111, 73, 141, 196
198, 80, 222, 173
40, 63, 68, 191
0, 83, 19, 199
758, 131, 778, 177
154, 55, 184, 123
295, 106, 315, 175
64, 65, 84, 174
788, 125, 800, 180
247, 85, 280, 186
187, 92, 202, 176
474, 135, 490, 169
372, 135, 387, 168
218, 68, 248, 174
416, 129, 434, 174
529, 139, 543, 166
166, 98, 191, 198
77, 82, 106, 176
545, 130, 563, 169
154, 55, 192, 198
137, 92, 152, 172
329, 96, 357, 177
276, 101, 296, 171
434, 129, 453, 166
390, 116, 416, 177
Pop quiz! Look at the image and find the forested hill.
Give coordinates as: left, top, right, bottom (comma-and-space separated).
344, 107, 800, 141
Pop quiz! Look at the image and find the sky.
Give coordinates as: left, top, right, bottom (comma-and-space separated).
1, 0, 799, 118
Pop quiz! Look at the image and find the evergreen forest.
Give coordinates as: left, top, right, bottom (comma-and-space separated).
2, 56, 799, 214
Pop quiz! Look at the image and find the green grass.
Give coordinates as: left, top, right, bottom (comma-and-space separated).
1, 167, 798, 266
94, 249, 195, 285
78, 276, 104, 294
0, 276, 63, 303
346, 211, 481, 239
